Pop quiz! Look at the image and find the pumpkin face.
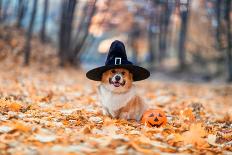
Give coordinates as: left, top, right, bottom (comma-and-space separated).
141, 109, 167, 127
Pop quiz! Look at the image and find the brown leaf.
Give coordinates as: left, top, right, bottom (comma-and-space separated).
14, 121, 31, 132
130, 141, 154, 154
8, 102, 22, 112
182, 108, 195, 121
182, 123, 207, 146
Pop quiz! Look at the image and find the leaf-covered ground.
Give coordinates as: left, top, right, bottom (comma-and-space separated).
0, 27, 232, 155
0, 59, 231, 154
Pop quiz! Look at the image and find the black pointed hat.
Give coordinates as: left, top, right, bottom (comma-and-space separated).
86, 40, 150, 81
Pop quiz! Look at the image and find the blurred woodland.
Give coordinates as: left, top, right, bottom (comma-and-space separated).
0, 0, 231, 82
0, 0, 232, 154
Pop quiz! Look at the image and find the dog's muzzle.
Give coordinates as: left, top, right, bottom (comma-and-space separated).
109, 74, 125, 87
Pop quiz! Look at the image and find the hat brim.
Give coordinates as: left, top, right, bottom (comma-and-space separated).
86, 64, 150, 81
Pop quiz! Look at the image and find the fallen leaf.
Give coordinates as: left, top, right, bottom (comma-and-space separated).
89, 116, 103, 123
182, 108, 195, 121
14, 121, 31, 132
51, 145, 97, 153
8, 102, 22, 112
182, 123, 207, 146
130, 141, 154, 154
40, 91, 53, 102
207, 134, 222, 147
34, 134, 56, 143
0, 125, 13, 133
167, 133, 184, 143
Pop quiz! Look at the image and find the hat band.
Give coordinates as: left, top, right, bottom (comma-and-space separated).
105, 58, 133, 66
115, 57, 121, 65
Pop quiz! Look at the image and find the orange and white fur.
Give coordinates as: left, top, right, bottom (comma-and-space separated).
98, 68, 147, 121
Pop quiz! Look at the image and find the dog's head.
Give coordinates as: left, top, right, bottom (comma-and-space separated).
101, 68, 133, 93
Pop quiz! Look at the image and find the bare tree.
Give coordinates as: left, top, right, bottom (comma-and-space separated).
16, 0, 28, 28
215, 0, 222, 48
178, 1, 190, 70
2, 0, 10, 22
70, 0, 97, 65
158, 1, 170, 62
129, 21, 140, 64
148, 15, 155, 66
225, 0, 232, 82
58, 0, 67, 66
73, 3, 88, 42
58, 0, 77, 66
0, 0, 2, 22
147, 0, 162, 68
40, 0, 49, 42
24, 0, 38, 65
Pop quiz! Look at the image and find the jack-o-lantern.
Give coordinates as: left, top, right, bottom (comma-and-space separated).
141, 109, 167, 127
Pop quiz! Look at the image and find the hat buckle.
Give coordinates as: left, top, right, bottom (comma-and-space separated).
115, 57, 121, 65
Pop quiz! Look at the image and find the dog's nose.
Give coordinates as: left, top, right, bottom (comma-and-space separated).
154, 117, 159, 122
115, 75, 121, 81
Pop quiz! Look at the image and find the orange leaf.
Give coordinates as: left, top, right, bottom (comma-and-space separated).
40, 91, 53, 102
182, 108, 195, 121
130, 141, 154, 154
14, 121, 31, 132
182, 123, 207, 146
9, 102, 22, 112
172, 133, 184, 142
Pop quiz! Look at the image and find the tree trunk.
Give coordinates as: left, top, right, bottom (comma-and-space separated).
17, 0, 26, 28
24, 0, 37, 65
225, 0, 232, 82
0, 0, 2, 22
2, 0, 10, 22
148, 19, 155, 66
178, 5, 189, 70
215, 0, 221, 49
70, 0, 97, 65
129, 22, 140, 64
158, 2, 170, 63
58, 0, 67, 66
58, 0, 77, 66
65, 0, 77, 60
73, 3, 88, 43
40, 0, 49, 43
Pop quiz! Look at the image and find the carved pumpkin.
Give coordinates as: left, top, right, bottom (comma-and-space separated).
141, 109, 167, 127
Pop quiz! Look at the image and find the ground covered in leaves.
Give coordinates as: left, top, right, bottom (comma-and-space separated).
0, 27, 232, 155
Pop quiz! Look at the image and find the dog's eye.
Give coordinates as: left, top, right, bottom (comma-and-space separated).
149, 113, 154, 117
158, 113, 163, 117
111, 70, 116, 74
121, 71, 125, 75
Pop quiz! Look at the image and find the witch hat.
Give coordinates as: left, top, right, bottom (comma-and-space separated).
86, 40, 150, 81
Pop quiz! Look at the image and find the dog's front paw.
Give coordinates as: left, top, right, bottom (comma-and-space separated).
119, 112, 130, 120
102, 108, 110, 116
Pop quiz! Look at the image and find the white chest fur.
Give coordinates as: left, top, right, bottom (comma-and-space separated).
98, 85, 136, 113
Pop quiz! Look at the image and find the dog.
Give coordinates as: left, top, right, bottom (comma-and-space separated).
98, 68, 147, 121
86, 40, 150, 121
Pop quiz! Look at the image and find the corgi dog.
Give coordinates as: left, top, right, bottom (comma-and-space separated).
98, 68, 147, 121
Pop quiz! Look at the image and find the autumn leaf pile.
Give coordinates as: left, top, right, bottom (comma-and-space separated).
0, 27, 232, 155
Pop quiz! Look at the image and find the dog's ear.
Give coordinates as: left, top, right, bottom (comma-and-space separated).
129, 73, 133, 81
101, 70, 109, 82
